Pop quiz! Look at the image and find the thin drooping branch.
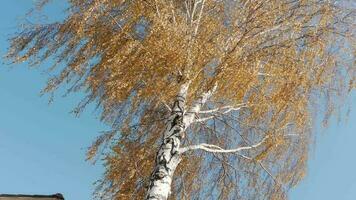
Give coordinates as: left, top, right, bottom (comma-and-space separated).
178, 129, 282, 189
179, 135, 269, 154
238, 154, 280, 186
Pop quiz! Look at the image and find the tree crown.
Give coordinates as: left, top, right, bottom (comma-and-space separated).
7, 0, 355, 199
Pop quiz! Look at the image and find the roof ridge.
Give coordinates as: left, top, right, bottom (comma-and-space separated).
0, 193, 64, 199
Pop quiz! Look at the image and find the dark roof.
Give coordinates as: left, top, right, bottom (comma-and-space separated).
0, 193, 64, 200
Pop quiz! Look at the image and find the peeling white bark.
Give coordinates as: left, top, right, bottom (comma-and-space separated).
145, 82, 190, 200
145, 82, 216, 200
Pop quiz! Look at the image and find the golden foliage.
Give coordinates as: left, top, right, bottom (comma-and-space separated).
7, 0, 355, 199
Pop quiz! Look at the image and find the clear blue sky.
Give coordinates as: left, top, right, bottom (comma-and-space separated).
0, 1, 355, 200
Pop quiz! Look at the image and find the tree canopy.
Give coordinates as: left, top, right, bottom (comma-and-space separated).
6, 0, 355, 199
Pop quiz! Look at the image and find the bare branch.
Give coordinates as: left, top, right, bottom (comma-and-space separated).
169, 0, 176, 24
183, 82, 218, 127
237, 153, 280, 187
154, 0, 161, 18
179, 135, 269, 154
257, 72, 274, 77
194, 0, 206, 36
198, 103, 249, 114
162, 101, 172, 112
195, 115, 215, 122
193, 103, 249, 123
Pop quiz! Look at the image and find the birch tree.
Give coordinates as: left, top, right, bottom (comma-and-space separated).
7, 0, 355, 199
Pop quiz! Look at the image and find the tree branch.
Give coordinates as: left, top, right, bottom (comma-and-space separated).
238, 154, 279, 185
183, 82, 218, 127
162, 100, 172, 112
179, 135, 269, 154
197, 103, 249, 114
193, 103, 249, 122
195, 115, 215, 122
194, 0, 205, 36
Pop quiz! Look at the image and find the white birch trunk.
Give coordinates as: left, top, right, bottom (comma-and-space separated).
145, 82, 190, 200
145, 82, 216, 200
